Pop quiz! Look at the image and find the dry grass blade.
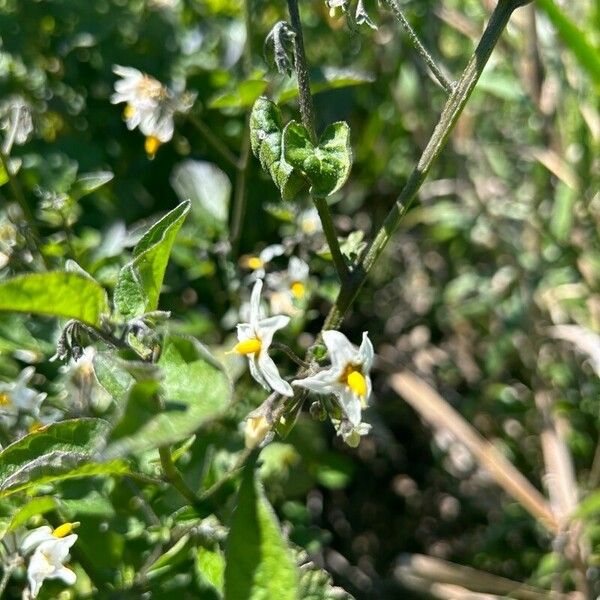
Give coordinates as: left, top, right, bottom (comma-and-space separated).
534, 391, 578, 524
394, 554, 568, 600
390, 371, 559, 532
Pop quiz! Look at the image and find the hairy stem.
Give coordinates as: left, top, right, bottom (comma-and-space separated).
383, 0, 454, 93
287, 0, 348, 280
189, 115, 241, 169
324, 0, 527, 330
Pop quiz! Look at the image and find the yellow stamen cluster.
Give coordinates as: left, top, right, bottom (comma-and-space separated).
144, 135, 161, 159
28, 421, 45, 434
231, 338, 262, 356
339, 364, 367, 398
123, 104, 136, 119
0, 393, 11, 407
246, 256, 264, 270
290, 281, 306, 299
52, 522, 78, 538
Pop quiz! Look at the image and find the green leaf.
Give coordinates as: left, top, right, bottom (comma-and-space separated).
537, 0, 600, 86
550, 182, 576, 243
104, 335, 231, 457
197, 546, 226, 595
0, 272, 109, 327
210, 80, 268, 109
295, 550, 355, 600
249, 97, 308, 201
114, 201, 191, 319
0, 418, 119, 496
7, 496, 58, 532
574, 489, 600, 519
224, 456, 299, 600
70, 170, 114, 200
171, 160, 231, 232
283, 121, 352, 197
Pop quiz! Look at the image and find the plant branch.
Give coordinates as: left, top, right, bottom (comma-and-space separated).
383, 0, 454, 93
287, 0, 349, 281
188, 115, 241, 169
158, 446, 203, 509
323, 0, 528, 331
271, 341, 309, 368
229, 0, 254, 251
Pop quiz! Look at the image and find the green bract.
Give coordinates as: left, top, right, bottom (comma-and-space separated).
249, 96, 308, 201
114, 200, 191, 319
283, 120, 352, 198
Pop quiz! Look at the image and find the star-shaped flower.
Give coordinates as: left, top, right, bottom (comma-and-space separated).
0, 367, 46, 429
230, 279, 293, 397
293, 330, 373, 428
21, 523, 78, 599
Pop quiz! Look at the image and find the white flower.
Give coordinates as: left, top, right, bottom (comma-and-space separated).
0, 367, 46, 428
298, 207, 322, 236
229, 279, 293, 396
293, 330, 374, 428
240, 244, 285, 279
267, 256, 310, 315
21, 524, 78, 599
111, 65, 193, 158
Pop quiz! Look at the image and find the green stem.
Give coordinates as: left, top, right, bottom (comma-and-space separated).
188, 115, 241, 169
287, 0, 348, 281
229, 0, 253, 251
383, 0, 454, 93
159, 446, 203, 509
0, 565, 13, 598
323, 0, 528, 331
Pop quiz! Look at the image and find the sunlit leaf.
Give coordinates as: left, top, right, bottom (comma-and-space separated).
0, 272, 109, 327
224, 456, 298, 600
114, 201, 191, 319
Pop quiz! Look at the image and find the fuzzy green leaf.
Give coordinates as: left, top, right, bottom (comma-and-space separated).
0, 272, 109, 327
103, 335, 231, 457
0, 418, 119, 496
283, 121, 352, 197
249, 97, 308, 201
114, 200, 191, 319
224, 457, 299, 600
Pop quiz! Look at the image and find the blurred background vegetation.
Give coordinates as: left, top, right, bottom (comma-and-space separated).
0, 0, 599, 597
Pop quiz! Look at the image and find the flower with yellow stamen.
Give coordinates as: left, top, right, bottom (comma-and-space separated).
292, 330, 373, 440
0, 367, 46, 428
267, 256, 310, 315
20, 523, 79, 598
231, 279, 293, 397
144, 135, 162, 159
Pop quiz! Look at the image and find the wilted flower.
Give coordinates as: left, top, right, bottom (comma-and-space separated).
229, 279, 293, 396
111, 65, 194, 158
21, 523, 78, 599
267, 256, 310, 315
244, 414, 272, 448
293, 330, 373, 433
0, 367, 47, 428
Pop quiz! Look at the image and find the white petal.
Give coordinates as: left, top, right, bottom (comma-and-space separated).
39, 534, 78, 563
20, 527, 53, 555
335, 387, 362, 426
113, 64, 143, 79
258, 353, 293, 396
322, 330, 357, 368
357, 331, 374, 371
259, 244, 285, 263
257, 315, 290, 348
288, 256, 309, 281
236, 323, 255, 342
53, 565, 77, 586
292, 368, 340, 395
28, 550, 54, 598
249, 279, 263, 329
248, 355, 270, 391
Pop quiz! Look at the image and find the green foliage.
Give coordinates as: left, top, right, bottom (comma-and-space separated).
0, 272, 109, 326
103, 334, 231, 457
249, 96, 308, 200
283, 121, 352, 198
224, 458, 299, 600
114, 201, 191, 319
